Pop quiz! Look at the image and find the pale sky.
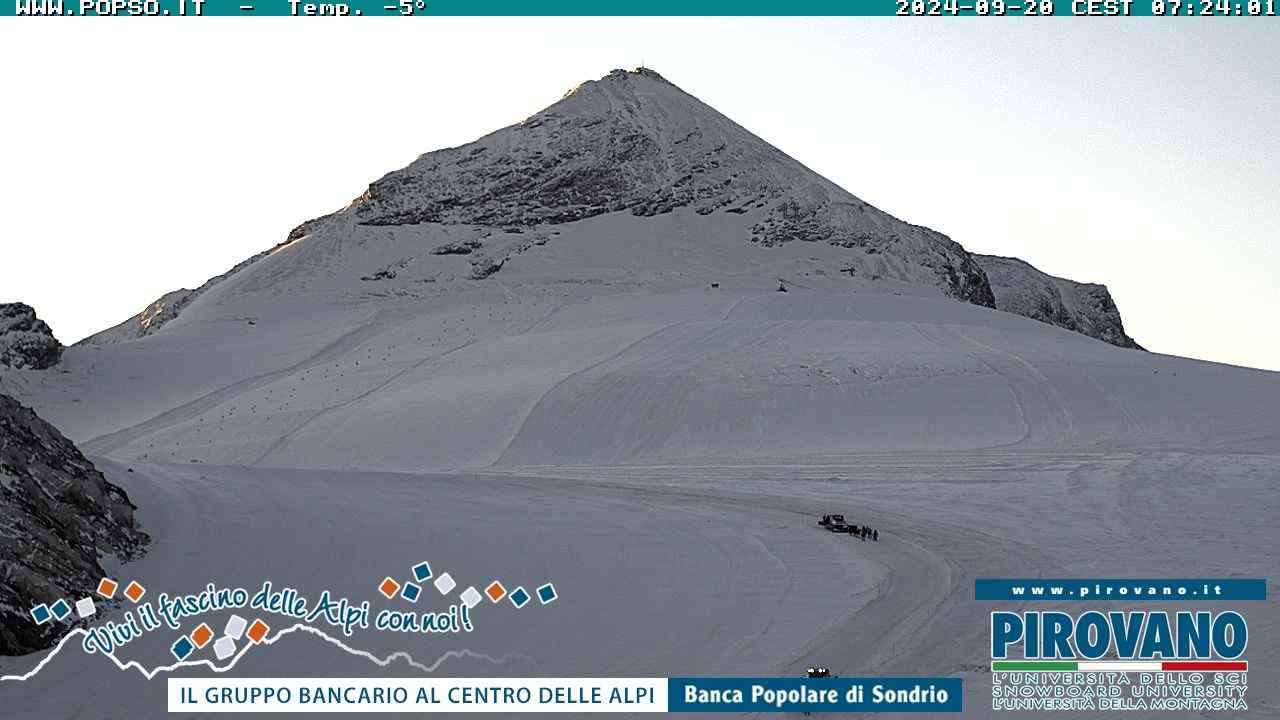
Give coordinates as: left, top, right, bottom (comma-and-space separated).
1, 20, 1276, 370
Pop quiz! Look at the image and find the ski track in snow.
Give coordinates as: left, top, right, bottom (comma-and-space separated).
80, 312, 388, 456
495, 320, 685, 464
910, 322, 1033, 449
952, 325, 1077, 445
255, 293, 574, 466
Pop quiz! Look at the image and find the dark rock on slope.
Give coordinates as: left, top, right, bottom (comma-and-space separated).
0, 393, 148, 655
0, 303, 62, 370
976, 254, 1142, 349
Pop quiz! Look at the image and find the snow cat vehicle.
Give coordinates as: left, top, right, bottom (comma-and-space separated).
819, 513, 849, 533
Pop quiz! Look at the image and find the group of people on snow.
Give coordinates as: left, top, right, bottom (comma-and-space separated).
849, 524, 878, 541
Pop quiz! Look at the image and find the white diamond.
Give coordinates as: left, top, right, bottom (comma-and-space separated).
213, 636, 236, 661
459, 587, 482, 609
224, 614, 248, 640
75, 598, 96, 618
434, 572, 456, 595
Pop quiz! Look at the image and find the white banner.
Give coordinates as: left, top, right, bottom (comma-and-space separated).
167, 678, 668, 713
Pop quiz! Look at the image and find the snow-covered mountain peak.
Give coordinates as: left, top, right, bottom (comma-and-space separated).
80, 68, 1152, 350
348, 68, 993, 304
561, 66, 677, 101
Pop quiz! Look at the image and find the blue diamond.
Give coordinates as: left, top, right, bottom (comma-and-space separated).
537, 583, 557, 605
50, 599, 71, 620
171, 637, 195, 661
30, 604, 51, 625
412, 562, 432, 582
510, 587, 530, 608
402, 582, 421, 603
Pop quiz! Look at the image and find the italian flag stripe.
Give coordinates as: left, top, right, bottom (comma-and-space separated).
992, 660, 1247, 671
1161, 661, 1248, 671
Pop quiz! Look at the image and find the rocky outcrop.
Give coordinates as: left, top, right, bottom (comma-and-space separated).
975, 254, 1142, 349
0, 394, 148, 655
77, 289, 196, 345
0, 303, 62, 370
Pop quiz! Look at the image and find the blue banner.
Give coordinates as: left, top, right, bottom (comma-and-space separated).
975, 578, 1268, 601
667, 677, 962, 713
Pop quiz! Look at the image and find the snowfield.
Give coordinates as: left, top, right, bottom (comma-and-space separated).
0, 452, 1275, 719
7, 219, 1279, 470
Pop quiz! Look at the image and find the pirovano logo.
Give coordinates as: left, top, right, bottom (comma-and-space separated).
978, 578, 1263, 713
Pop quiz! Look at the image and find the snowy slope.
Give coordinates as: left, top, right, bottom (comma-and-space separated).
7, 271, 1278, 474
5, 200, 1278, 470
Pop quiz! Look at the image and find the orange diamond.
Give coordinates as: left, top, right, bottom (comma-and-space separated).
485, 581, 507, 602
247, 619, 270, 644
124, 581, 146, 602
191, 623, 214, 649
97, 578, 118, 599
378, 577, 400, 599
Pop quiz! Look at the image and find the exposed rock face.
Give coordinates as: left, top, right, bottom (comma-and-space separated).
78, 289, 196, 345
0, 303, 62, 370
351, 68, 995, 307
976, 254, 1142, 349
0, 393, 148, 655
